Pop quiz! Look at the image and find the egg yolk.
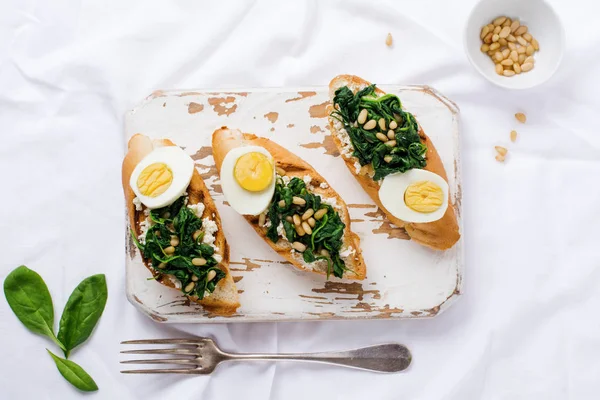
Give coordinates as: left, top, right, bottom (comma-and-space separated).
234, 152, 273, 192
404, 181, 444, 213
136, 162, 173, 197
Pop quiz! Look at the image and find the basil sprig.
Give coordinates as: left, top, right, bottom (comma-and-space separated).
4, 266, 107, 392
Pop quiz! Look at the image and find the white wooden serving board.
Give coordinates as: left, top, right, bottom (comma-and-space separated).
124, 86, 463, 323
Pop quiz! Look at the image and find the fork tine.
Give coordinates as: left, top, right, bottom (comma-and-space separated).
121, 338, 209, 345
120, 348, 200, 356
121, 358, 200, 365
121, 368, 205, 374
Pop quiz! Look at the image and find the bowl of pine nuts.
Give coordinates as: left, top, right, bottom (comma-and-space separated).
464, 0, 565, 89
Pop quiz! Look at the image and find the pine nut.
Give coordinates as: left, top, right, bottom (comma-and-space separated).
162, 212, 170, 219
387, 130, 395, 140
278, 200, 286, 207
384, 155, 393, 163
308, 217, 316, 228
193, 230, 203, 241
510, 50, 518, 61
258, 213, 266, 227
517, 46, 526, 54
502, 18, 511, 28
295, 224, 305, 237
513, 63, 522, 74
184, 282, 195, 293
292, 241, 306, 252
489, 42, 500, 51
492, 34, 499, 42
314, 208, 327, 220
302, 208, 314, 220
480, 25, 490, 39
276, 167, 286, 176
302, 221, 312, 235
515, 113, 527, 123
507, 43, 516, 51
389, 120, 398, 130
522, 33, 532, 41
493, 16, 507, 26
524, 56, 535, 64
510, 130, 517, 142
499, 26, 510, 38
495, 64, 504, 75
191, 275, 199, 282
493, 26, 501, 35
514, 26, 527, 36
357, 109, 368, 124
510, 20, 520, 33
502, 49, 510, 58
386, 33, 393, 47
495, 146, 508, 156
484, 32, 493, 44
503, 70, 515, 77
293, 214, 301, 226
292, 196, 306, 206
164, 246, 175, 254
207, 270, 217, 282
494, 52, 503, 62
526, 45, 534, 56
378, 118, 386, 131
385, 140, 397, 147
376, 132, 388, 142
488, 50, 496, 57
495, 154, 506, 162
517, 36, 527, 46
158, 263, 167, 269
286, 216, 293, 223
521, 62, 534, 72
499, 38, 507, 46
192, 257, 207, 266
487, 23, 495, 31
481, 44, 489, 52
170, 236, 179, 246
531, 38, 539, 50
501, 59, 513, 66
320, 249, 330, 257
518, 54, 527, 64
363, 119, 377, 130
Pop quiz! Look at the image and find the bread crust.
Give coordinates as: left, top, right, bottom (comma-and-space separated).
328, 75, 460, 250
212, 127, 366, 280
122, 134, 239, 316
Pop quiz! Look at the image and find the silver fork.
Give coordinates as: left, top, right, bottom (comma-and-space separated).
121, 337, 411, 374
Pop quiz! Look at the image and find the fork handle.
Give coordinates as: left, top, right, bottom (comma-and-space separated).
222, 344, 411, 373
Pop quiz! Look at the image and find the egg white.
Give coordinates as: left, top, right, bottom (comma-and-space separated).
378, 169, 449, 223
220, 146, 276, 216
130, 146, 194, 209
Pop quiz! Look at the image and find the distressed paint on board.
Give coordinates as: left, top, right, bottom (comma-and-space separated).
125, 86, 463, 323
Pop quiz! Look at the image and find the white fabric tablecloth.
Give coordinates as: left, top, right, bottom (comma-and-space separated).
2, 0, 600, 399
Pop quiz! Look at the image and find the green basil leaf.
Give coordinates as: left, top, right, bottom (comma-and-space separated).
57, 274, 107, 358
3, 265, 65, 350
47, 349, 98, 392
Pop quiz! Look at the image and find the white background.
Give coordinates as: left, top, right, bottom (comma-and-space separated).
1, 0, 600, 399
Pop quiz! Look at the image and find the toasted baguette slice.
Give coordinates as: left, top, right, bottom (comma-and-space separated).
328, 75, 460, 250
122, 134, 239, 316
212, 127, 366, 280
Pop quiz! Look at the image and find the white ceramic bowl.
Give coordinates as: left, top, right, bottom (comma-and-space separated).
464, 0, 565, 89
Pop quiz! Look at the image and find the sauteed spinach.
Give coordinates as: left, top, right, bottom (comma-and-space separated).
132, 196, 224, 299
265, 177, 350, 279
331, 84, 427, 180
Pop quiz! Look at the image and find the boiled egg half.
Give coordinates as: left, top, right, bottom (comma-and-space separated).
220, 146, 276, 215
378, 169, 449, 223
130, 146, 194, 209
